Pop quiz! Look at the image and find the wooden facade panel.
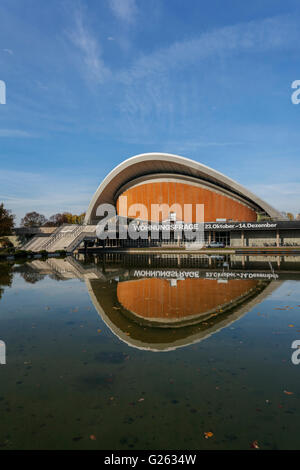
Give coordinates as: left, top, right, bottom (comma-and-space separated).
118, 181, 257, 222
169, 182, 176, 210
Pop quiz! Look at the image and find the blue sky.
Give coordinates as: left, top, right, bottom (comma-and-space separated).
0, 0, 300, 224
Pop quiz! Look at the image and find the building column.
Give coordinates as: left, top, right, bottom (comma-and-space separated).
241, 230, 245, 247
276, 230, 280, 247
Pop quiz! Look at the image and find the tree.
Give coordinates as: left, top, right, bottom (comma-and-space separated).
0, 237, 14, 248
0, 263, 13, 300
287, 212, 294, 221
77, 212, 86, 224
46, 213, 72, 226
60, 212, 86, 225
0, 203, 15, 236
67, 212, 85, 224
20, 272, 45, 284
21, 211, 47, 227
44, 213, 68, 227
45, 212, 86, 226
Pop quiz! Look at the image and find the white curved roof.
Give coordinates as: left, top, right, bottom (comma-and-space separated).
84, 152, 283, 223
85, 278, 282, 352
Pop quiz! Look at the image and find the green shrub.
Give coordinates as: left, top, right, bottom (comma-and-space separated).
0, 237, 14, 249
55, 250, 66, 255
38, 250, 48, 256
15, 250, 27, 256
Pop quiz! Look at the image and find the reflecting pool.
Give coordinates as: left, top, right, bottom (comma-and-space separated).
0, 253, 300, 449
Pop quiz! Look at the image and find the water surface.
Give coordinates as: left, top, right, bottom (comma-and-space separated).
0, 254, 300, 450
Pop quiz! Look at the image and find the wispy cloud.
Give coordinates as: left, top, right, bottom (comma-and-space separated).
67, 11, 299, 91
67, 7, 111, 84
113, 13, 300, 137
63, 10, 300, 145
0, 129, 35, 138
161, 140, 245, 151
120, 14, 299, 84
108, 0, 137, 23
2, 48, 13, 55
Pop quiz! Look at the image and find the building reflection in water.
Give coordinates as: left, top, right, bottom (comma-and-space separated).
9, 253, 291, 351
117, 277, 258, 324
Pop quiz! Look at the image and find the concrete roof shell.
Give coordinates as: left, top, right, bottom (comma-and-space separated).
84, 153, 283, 223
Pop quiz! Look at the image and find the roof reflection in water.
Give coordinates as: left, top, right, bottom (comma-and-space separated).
87, 276, 276, 352
117, 277, 258, 324
15, 254, 284, 352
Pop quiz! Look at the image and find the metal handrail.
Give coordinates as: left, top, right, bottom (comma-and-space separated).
42, 225, 84, 250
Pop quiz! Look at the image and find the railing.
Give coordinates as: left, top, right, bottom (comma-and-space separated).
66, 232, 96, 253
42, 225, 85, 250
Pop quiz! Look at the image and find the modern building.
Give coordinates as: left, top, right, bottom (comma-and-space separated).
85, 152, 283, 225
23, 153, 300, 251
82, 152, 300, 248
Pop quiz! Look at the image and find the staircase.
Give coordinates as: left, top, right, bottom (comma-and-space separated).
23, 235, 51, 251
23, 224, 97, 253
